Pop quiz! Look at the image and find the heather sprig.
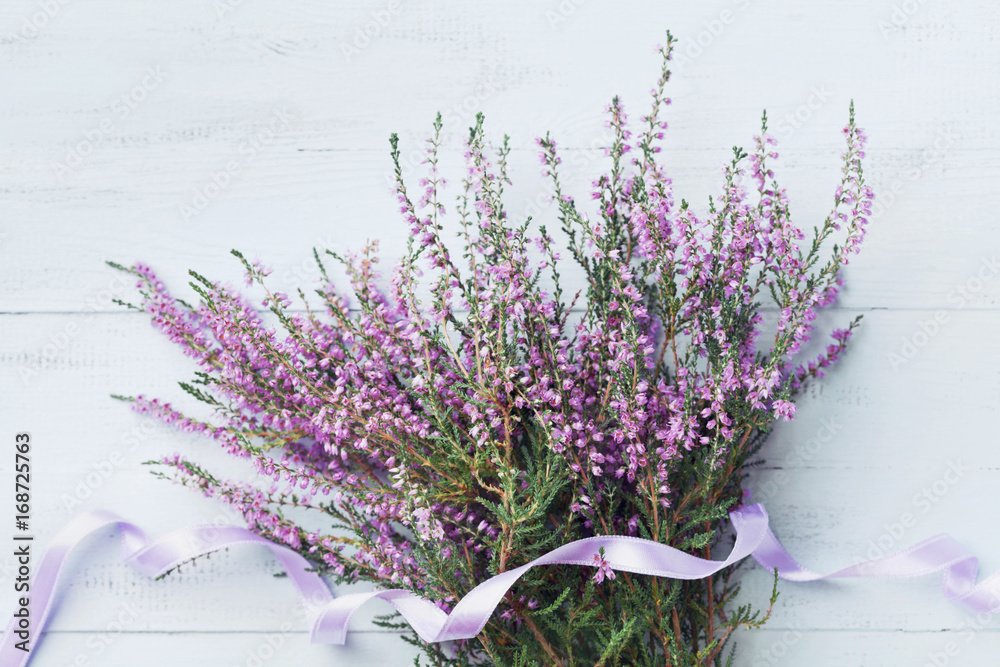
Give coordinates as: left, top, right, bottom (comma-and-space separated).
113, 31, 871, 666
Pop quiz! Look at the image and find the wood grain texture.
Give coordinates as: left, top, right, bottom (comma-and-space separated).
3, 0, 1000, 664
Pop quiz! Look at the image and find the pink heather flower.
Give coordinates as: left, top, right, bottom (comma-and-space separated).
117, 47, 868, 665
772, 400, 796, 422
592, 550, 616, 585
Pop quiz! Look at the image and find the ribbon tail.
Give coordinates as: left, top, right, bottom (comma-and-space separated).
748, 513, 1000, 613
1, 511, 126, 667
0, 513, 335, 667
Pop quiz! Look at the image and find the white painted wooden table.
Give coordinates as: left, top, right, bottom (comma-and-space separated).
2, 1, 999, 665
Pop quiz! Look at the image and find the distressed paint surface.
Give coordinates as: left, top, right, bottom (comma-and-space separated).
2, 1, 1000, 664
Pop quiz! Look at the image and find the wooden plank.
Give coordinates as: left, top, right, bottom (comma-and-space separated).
2, 2, 999, 312
4, 0, 1000, 661
27, 631, 423, 667
0, 0, 997, 149
735, 628, 1000, 667
21, 628, 1000, 666
23, 627, 1000, 667
1, 149, 998, 312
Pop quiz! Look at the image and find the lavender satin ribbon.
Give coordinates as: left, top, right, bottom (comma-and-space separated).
3, 503, 999, 666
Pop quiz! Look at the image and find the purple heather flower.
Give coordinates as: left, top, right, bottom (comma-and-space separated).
592, 550, 616, 584
772, 400, 796, 422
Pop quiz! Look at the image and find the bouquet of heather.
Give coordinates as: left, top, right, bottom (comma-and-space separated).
112, 35, 871, 667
